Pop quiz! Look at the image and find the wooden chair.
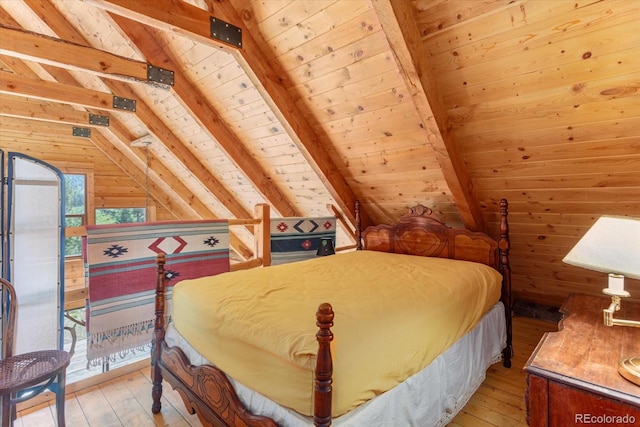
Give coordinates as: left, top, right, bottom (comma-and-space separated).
0, 278, 71, 426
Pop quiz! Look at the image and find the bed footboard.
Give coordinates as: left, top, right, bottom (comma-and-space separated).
151, 253, 336, 427
151, 254, 277, 426
159, 342, 278, 426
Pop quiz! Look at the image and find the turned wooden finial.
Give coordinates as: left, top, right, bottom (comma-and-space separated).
314, 303, 334, 427
355, 200, 363, 250
152, 252, 167, 414
499, 199, 509, 251
409, 204, 433, 217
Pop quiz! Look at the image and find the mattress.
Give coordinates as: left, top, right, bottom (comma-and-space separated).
171, 250, 503, 416
165, 301, 506, 426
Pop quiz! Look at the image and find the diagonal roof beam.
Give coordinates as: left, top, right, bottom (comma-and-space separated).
88, 0, 372, 229
0, 93, 110, 128
108, 13, 300, 218
0, 24, 168, 87
0, 71, 137, 113
371, 0, 486, 232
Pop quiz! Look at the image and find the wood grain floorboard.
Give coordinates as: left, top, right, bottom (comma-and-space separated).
16, 316, 556, 426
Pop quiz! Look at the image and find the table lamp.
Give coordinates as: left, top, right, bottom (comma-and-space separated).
563, 215, 640, 386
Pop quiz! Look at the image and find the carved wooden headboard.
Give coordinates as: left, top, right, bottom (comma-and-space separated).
358, 200, 509, 272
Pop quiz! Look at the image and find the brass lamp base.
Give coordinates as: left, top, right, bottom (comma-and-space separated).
619, 357, 640, 386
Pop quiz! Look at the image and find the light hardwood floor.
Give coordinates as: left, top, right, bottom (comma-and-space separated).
16, 316, 556, 426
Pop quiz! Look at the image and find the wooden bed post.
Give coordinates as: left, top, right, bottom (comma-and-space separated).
314, 303, 334, 427
151, 253, 166, 414
499, 199, 513, 368
355, 200, 363, 250
254, 203, 271, 267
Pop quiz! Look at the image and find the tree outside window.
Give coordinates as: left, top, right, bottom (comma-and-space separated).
96, 208, 146, 225
64, 174, 86, 257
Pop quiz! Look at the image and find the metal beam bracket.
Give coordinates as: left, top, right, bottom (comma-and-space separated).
113, 95, 136, 112
72, 127, 91, 138
210, 17, 242, 48
88, 114, 110, 127
147, 64, 174, 88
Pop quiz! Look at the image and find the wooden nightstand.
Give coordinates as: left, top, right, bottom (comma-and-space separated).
524, 293, 640, 426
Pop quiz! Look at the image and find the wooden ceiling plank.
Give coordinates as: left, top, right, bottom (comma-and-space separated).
0, 71, 135, 113
371, 0, 485, 232
108, 14, 300, 218
107, 78, 254, 220
89, 0, 371, 230
0, 24, 150, 84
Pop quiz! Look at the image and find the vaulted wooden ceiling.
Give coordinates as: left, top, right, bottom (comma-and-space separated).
1, 0, 639, 307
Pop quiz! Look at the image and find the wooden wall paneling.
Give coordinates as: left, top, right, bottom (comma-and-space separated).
419, 0, 640, 307
0, 122, 174, 220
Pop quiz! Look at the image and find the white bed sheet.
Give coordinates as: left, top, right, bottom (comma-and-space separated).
164, 301, 506, 427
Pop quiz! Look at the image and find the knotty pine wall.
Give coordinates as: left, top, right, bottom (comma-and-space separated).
1, 117, 173, 219
414, 0, 640, 306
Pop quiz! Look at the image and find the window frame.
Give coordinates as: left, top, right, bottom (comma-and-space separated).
60, 165, 94, 258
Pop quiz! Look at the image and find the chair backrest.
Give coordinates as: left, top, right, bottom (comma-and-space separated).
0, 278, 17, 359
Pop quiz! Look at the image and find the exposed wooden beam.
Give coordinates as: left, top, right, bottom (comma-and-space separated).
371, 0, 486, 232
0, 24, 156, 85
0, 93, 110, 128
0, 2, 255, 258
89, 0, 371, 229
108, 14, 300, 218
17, 0, 250, 221
0, 71, 136, 113
0, 7, 190, 219
17, 0, 255, 259
87, 0, 237, 51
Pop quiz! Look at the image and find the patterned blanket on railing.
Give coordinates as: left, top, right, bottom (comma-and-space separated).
270, 216, 336, 265
84, 220, 230, 366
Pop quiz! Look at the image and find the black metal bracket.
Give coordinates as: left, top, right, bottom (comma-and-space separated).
210, 16, 242, 48
113, 95, 136, 112
147, 64, 174, 88
72, 127, 91, 138
88, 113, 109, 127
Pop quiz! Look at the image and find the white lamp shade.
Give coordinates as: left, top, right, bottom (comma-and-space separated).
563, 216, 640, 280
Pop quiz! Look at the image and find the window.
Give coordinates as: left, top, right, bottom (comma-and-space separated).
96, 208, 146, 225
64, 174, 86, 257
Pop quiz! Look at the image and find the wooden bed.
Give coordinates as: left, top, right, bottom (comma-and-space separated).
150, 199, 512, 427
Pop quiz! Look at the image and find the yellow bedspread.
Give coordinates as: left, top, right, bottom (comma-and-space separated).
172, 250, 502, 417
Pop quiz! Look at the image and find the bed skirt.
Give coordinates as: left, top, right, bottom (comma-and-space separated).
164, 301, 506, 426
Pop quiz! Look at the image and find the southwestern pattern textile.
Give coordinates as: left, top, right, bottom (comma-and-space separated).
84, 220, 230, 365
270, 216, 336, 265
